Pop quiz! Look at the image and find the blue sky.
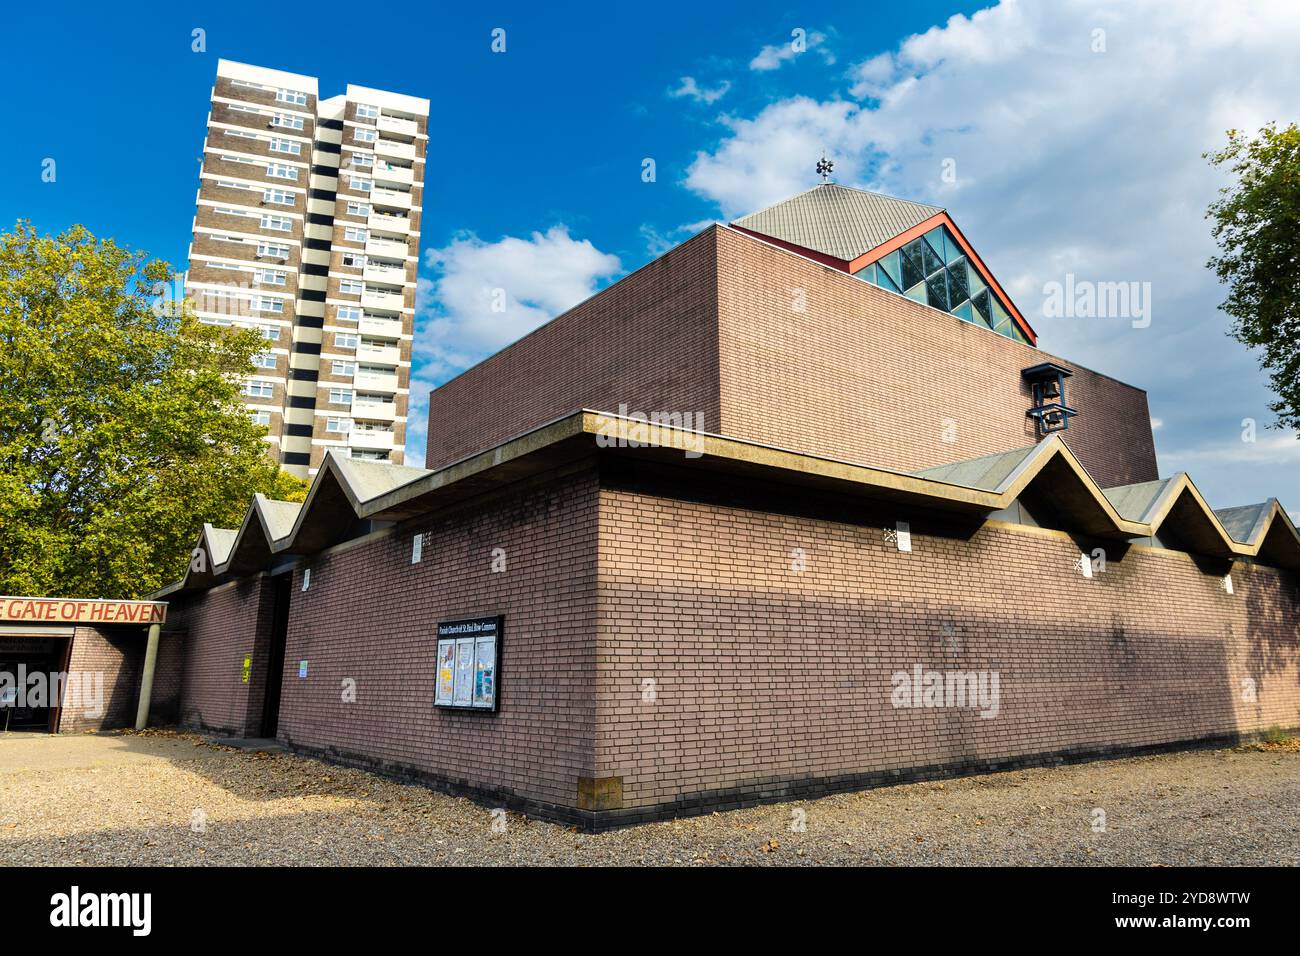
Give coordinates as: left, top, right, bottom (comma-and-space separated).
2, 0, 1297, 513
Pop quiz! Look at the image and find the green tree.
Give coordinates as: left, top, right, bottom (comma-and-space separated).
0, 222, 307, 599
1206, 122, 1300, 431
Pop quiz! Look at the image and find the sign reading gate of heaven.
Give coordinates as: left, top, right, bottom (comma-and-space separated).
435, 617, 501, 712
0, 597, 166, 625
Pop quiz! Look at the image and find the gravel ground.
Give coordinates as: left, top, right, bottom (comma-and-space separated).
1, 729, 1296, 866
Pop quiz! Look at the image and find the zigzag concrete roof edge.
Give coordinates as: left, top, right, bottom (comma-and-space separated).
150, 413, 1300, 598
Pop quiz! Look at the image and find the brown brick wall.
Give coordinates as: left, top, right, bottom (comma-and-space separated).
201, 155, 307, 194
335, 176, 370, 202
423, 226, 1155, 487
206, 126, 307, 163
209, 101, 314, 141
714, 227, 1158, 488
168, 456, 1298, 822
214, 77, 317, 115
189, 287, 295, 322
233, 379, 287, 411
333, 199, 369, 225
190, 234, 301, 272
174, 576, 277, 736
273, 471, 600, 809
150, 633, 184, 724
60, 627, 181, 733
196, 183, 302, 219
593, 469, 1299, 813
194, 206, 302, 243
424, 229, 723, 469
186, 264, 299, 301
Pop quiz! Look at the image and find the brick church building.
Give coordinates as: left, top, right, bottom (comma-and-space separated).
153, 183, 1300, 828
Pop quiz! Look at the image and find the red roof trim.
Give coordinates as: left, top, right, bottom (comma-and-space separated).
728, 224, 851, 271
848, 212, 1037, 345
733, 210, 1038, 345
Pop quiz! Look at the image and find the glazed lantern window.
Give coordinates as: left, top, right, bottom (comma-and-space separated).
854, 225, 1029, 344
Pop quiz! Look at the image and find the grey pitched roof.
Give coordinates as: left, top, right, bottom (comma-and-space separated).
732, 183, 944, 262
258, 497, 302, 541
912, 444, 1040, 493
1102, 478, 1176, 523
1214, 502, 1273, 544
330, 453, 431, 503
204, 526, 237, 565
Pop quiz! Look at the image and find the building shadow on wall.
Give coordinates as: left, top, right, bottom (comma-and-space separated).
1242, 570, 1300, 730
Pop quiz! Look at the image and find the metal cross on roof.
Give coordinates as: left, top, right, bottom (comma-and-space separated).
816, 155, 834, 182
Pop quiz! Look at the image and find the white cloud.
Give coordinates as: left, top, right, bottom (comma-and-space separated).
418, 226, 622, 373
750, 30, 832, 71
401, 372, 440, 470
669, 76, 731, 104
685, 97, 859, 219
685, 0, 1300, 510
847, 52, 894, 99
406, 227, 621, 461
639, 224, 675, 258
1165, 432, 1300, 467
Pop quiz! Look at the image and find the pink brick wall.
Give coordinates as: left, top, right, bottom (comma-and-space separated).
273, 472, 600, 810
594, 478, 1299, 813
423, 226, 1156, 488
174, 576, 277, 736
715, 227, 1158, 488
170, 462, 1297, 823
424, 231, 721, 470
59, 627, 181, 733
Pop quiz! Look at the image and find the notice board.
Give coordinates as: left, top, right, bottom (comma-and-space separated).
434, 616, 501, 712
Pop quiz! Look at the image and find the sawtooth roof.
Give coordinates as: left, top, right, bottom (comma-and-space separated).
153, 415, 1300, 598
912, 444, 1041, 493
1214, 502, 1274, 545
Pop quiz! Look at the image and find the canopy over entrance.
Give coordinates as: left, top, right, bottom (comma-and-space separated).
0, 597, 169, 732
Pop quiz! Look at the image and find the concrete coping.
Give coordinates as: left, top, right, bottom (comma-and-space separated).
152, 410, 1300, 598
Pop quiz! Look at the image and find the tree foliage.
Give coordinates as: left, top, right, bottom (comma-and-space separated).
1206, 122, 1300, 432
0, 222, 306, 599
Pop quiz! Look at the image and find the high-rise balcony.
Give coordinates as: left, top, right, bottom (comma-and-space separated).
363, 262, 406, 285
373, 164, 414, 187
371, 187, 412, 210
367, 212, 410, 235
364, 236, 409, 258
361, 288, 405, 311
377, 115, 418, 138
359, 316, 404, 339
349, 427, 395, 451
374, 138, 416, 161
351, 397, 397, 421
356, 343, 402, 365
355, 369, 400, 393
